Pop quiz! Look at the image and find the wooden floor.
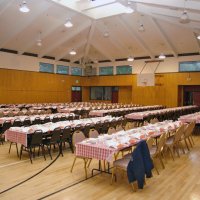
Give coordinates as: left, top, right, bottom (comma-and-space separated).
0, 136, 200, 200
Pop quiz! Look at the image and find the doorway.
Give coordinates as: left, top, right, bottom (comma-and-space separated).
71, 86, 82, 102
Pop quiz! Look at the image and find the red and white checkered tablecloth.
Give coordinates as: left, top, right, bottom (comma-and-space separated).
75, 143, 118, 162
5, 130, 27, 147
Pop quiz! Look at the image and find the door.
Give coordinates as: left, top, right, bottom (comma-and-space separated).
193, 92, 200, 106
111, 87, 119, 103
71, 86, 82, 102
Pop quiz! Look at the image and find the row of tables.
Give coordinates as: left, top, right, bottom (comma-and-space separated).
5, 116, 122, 147
75, 120, 181, 162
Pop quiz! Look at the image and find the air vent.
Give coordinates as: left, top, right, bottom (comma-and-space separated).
23, 52, 38, 57
178, 52, 200, 57
59, 59, 70, 62
0, 48, 18, 54
42, 56, 55, 60
98, 60, 111, 63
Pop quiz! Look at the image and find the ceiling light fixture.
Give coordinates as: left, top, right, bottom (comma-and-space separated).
197, 35, 200, 40
127, 56, 134, 62
64, 18, 73, 28
103, 31, 109, 38
69, 49, 76, 55
36, 32, 42, 46
138, 24, 145, 32
180, 10, 190, 24
19, 1, 30, 13
159, 53, 166, 59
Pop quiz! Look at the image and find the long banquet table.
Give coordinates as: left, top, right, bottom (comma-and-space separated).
178, 112, 200, 124
89, 105, 164, 117
5, 116, 122, 147
75, 120, 181, 162
125, 105, 198, 120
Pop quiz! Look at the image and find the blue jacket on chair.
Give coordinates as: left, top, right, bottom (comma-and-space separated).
127, 140, 154, 189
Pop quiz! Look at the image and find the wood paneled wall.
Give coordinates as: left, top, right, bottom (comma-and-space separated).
1, 68, 200, 107
0, 69, 83, 104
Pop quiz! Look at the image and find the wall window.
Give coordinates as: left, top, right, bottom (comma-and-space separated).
179, 61, 200, 72
39, 62, 54, 73
56, 65, 69, 74
71, 67, 82, 76
72, 86, 81, 91
90, 87, 112, 100
116, 65, 132, 75
99, 66, 113, 75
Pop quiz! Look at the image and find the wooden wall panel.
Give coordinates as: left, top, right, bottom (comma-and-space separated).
119, 86, 132, 104
0, 69, 84, 104
1, 68, 200, 107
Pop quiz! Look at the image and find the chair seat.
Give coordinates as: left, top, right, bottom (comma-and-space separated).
113, 157, 129, 169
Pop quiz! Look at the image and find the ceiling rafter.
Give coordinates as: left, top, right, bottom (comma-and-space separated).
0, 0, 15, 16
56, 39, 87, 61
118, 16, 154, 59
70, 52, 85, 63
91, 42, 114, 62
0, 1, 52, 49
83, 20, 96, 63
39, 20, 91, 58
150, 17, 178, 57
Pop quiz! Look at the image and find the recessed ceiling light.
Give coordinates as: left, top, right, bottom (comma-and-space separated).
127, 56, 134, 62
159, 53, 166, 59
19, 1, 30, 13
64, 19, 73, 28
197, 35, 200, 40
69, 49, 76, 55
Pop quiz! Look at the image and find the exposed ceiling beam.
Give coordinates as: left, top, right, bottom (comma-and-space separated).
56, 39, 87, 61
83, 20, 96, 63
131, 0, 200, 12
70, 52, 85, 63
119, 16, 154, 59
91, 42, 114, 62
150, 17, 178, 57
0, 0, 15, 16
39, 20, 91, 58
0, 1, 52, 49
136, 4, 200, 23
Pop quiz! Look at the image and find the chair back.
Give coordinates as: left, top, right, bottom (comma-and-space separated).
61, 126, 71, 141
23, 117, 31, 127
33, 117, 41, 125
174, 125, 185, 143
50, 127, 62, 143
52, 116, 59, 123
43, 116, 51, 124
89, 129, 99, 138
116, 124, 124, 131
107, 127, 116, 135
156, 132, 167, 153
60, 115, 67, 121
30, 130, 43, 146
2, 120, 12, 133
72, 130, 85, 147
82, 123, 91, 138
13, 118, 22, 127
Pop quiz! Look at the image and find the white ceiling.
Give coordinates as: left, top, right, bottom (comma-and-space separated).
0, 0, 200, 65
